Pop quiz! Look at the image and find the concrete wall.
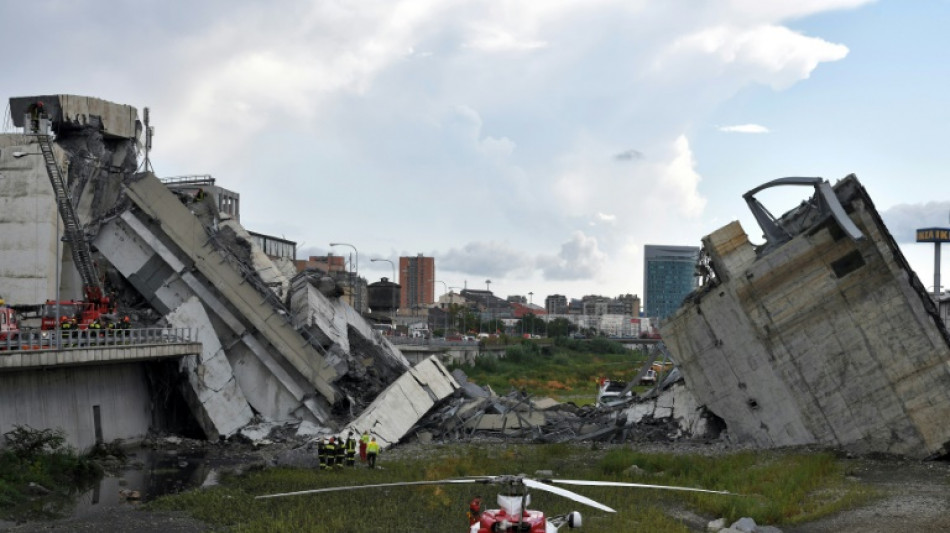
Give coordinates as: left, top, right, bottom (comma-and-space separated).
0, 135, 67, 305
0, 363, 152, 451
662, 176, 950, 458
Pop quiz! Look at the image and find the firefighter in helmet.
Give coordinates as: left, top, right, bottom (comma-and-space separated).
344, 432, 357, 467
325, 437, 337, 469
317, 437, 328, 470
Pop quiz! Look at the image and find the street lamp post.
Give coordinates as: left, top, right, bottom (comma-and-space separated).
329, 242, 358, 310
485, 279, 491, 334
448, 286, 462, 336
371, 258, 396, 325
433, 280, 448, 336
528, 291, 534, 337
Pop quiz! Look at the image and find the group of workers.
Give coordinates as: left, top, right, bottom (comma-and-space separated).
317, 430, 380, 469
60, 315, 131, 335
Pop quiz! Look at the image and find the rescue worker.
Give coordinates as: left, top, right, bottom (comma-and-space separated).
344, 432, 357, 467
195, 188, 206, 201
119, 315, 131, 343
335, 436, 345, 469
89, 317, 102, 343
325, 437, 337, 469
317, 437, 327, 470
366, 436, 379, 469
59, 315, 72, 345
27, 101, 44, 133
467, 496, 482, 526
359, 430, 370, 463
70, 317, 79, 346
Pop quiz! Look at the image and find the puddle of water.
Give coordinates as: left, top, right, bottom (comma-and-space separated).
0, 448, 217, 529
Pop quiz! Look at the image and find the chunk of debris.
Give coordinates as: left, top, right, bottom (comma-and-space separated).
662, 175, 950, 459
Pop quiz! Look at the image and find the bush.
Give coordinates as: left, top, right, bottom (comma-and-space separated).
473, 354, 499, 373
3, 425, 68, 460
0, 425, 103, 521
586, 337, 626, 354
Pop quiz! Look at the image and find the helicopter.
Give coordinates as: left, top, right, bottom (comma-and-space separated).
255, 473, 733, 532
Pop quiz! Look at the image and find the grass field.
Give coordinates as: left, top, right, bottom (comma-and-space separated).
145, 340, 875, 531
148, 443, 875, 532
450, 337, 652, 405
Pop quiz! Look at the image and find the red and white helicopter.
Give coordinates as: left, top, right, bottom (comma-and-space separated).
256, 473, 732, 532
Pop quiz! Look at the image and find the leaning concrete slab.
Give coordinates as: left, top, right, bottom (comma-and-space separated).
95, 199, 334, 424
121, 175, 342, 404
166, 297, 254, 439
662, 175, 950, 458
344, 356, 460, 449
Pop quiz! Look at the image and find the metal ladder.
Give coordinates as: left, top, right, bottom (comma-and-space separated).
36, 132, 103, 296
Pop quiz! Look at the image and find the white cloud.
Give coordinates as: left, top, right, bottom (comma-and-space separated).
657, 24, 849, 89
719, 124, 770, 133
651, 135, 707, 218
539, 232, 608, 281
726, 0, 875, 22
440, 241, 533, 278
463, 27, 548, 52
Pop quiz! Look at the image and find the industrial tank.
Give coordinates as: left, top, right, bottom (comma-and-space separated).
367, 277, 400, 313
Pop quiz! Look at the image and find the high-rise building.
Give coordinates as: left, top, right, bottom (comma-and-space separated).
399, 254, 435, 312
644, 244, 700, 320
545, 294, 568, 315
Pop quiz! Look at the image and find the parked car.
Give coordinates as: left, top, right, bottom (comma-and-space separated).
596, 379, 633, 406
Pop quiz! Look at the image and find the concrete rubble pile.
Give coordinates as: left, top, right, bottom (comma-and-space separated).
0, 94, 459, 447
402, 369, 724, 446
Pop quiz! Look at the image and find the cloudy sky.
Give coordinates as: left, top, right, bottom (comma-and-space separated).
3, 1, 949, 304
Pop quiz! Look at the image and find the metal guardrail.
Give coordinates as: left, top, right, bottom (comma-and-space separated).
160, 175, 215, 186
0, 327, 193, 353
388, 337, 480, 347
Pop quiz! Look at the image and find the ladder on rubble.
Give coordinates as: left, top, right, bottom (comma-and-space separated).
36, 130, 104, 298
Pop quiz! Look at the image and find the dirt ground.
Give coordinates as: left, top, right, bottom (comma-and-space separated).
783, 455, 950, 533
3, 443, 949, 532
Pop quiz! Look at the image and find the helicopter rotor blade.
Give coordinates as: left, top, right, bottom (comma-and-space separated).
523, 478, 616, 513
546, 479, 733, 496
255, 478, 479, 500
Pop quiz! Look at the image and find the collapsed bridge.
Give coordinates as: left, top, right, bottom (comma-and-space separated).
0, 94, 458, 449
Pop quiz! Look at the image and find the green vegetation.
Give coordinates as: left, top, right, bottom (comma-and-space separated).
148, 443, 875, 532
0, 425, 104, 522
449, 338, 647, 404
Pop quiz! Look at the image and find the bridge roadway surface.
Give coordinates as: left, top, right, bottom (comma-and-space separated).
0, 327, 202, 370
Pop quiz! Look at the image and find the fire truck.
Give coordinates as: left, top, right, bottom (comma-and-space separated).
0, 298, 19, 344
